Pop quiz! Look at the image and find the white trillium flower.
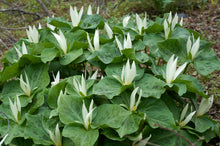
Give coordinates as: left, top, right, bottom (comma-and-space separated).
113, 60, 136, 85
196, 95, 214, 117
179, 105, 196, 127
15, 41, 28, 59
179, 17, 183, 26
0, 134, 8, 146
87, 29, 100, 52
51, 71, 60, 87
26, 25, 39, 43
104, 22, 113, 39
52, 30, 67, 55
38, 23, 42, 29
88, 70, 98, 80
20, 72, 31, 97
136, 13, 147, 34
9, 96, 21, 123
82, 100, 96, 130
124, 33, 132, 49
70, 6, 83, 27
73, 74, 87, 97
47, 123, 62, 146
166, 55, 187, 84
129, 87, 142, 112
187, 36, 200, 60
123, 15, 130, 27
171, 13, 178, 31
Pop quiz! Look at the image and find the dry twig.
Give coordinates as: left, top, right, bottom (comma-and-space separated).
36, 0, 51, 17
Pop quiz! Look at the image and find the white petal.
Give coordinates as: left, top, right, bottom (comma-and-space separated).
136, 13, 142, 34
180, 103, 188, 122
191, 37, 200, 60
168, 11, 172, 24
164, 20, 170, 40
179, 17, 183, 26
55, 124, 62, 145
96, 6, 99, 14
171, 13, 178, 31
14, 47, 22, 58
166, 55, 175, 84
89, 70, 98, 80
87, 5, 92, 15
38, 23, 42, 29
94, 29, 100, 51
180, 111, 196, 127
9, 98, 18, 122
16, 96, 21, 112
186, 36, 192, 55
0, 134, 8, 145
124, 33, 132, 49
143, 12, 147, 29
104, 23, 113, 39
197, 95, 214, 117
123, 16, 130, 27
135, 89, 142, 110
22, 42, 28, 55
173, 62, 187, 81
115, 36, 123, 53
130, 87, 139, 111
87, 32, 94, 52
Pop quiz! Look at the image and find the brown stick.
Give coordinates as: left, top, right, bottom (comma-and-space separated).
0, 39, 9, 50
0, 8, 41, 18
36, 0, 52, 17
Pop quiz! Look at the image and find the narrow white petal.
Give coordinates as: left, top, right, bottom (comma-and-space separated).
137, 134, 151, 146
171, 13, 178, 31
55, 124, 62, 145
81, 74, 87, 96
78, 7, 84, 25
136, 13, 142, 34
166, 55, 175, 84
47, 23, 56, 30
143, 12, 147, 29
16, 96, 21, 112
129, 61, 136, 84
191, 37, 200, 60
173, 62, 187, 81
124, 33, 132, 49
164, 20, 170, 40
38, 23, 42, 29
180, 104, 189, 122
130, 87, 139, 111
24, 72, 31, 96
123, 16, 130, 27
180, 111, 196, 127
48, 130, 56, 144
96, 6, 99, 14
104, 23, 113, 39
179, 17, 183, 26
57, 90, 63, 106
87, 5, 92, 15
14, 47, 22, 58
9, 98, 18, 122
135, 89, 142, 110
87, 32, 94, 52
121, 66, 125, 82
124, 60, 131, 84
0, 134, 8, 145
58, 30, 67, 54
82, 100, 89, 129
94, 29, 100, 51
22, 42, 28, 55
168, 11, 172, 24
115, 36, 123, 53
187, 36, 192, 55
73, 77, 80, 92
197, 95, 214, 117
90, 70, 98, 80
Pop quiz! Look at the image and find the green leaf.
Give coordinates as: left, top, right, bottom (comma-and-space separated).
172, 83, 187, 96
149, 128, 202, 146
91, 104, 130, 129
63, 124, 99, 146
60, 48, 83, 65
47, 79, 67, 109
58, 95, 82, 124
195, 117, 214, 133
1, 80, 23, 99
93, 77, 122, 99
25, 114, 53, 145
143, 33, 164, 57
135, 74, 165, 99
0, 62, 19, 82
121, 48, 135, 60
176, 75, 206, 97
101, 128, 126, 141
41, 47, 59, 63
135, 52, 149, 63
116, 113, 144, 138
28, 89, 45, 114
133, 39, 145, 51
138, 98, 176, 128
144, 23, 164, 33
170, 27, 190, 40
194, 49, 220, 76
80, 14, 105, 29
47, 17, 71, 28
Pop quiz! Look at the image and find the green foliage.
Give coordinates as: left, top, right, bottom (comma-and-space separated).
0, 7, 219, 146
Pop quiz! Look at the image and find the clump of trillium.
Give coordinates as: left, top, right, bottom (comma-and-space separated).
136, 13, 147, 35
121, 87, 142, 112
52, 30, 68, 55
164, 11, 183, 40
9, 96, 21, 123
187, 35, 200, 60
179, 104, 196, 127
20, 72, 31, 97
113, 60, 136, 85
26, 25, 39, 43
87, 29, 100, 52
82, 100, 96, 130
87, 4, 99, 15
70, 6, 83, 27
115, 33, 132, 54
14, 41, 28, 59
47, 123, 62, 146
166, 55, 187, 84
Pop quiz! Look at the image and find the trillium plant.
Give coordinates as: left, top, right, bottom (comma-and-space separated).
0, 5, 219, 146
